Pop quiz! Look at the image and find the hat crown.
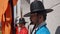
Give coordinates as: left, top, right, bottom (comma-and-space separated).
30, 1, 45, 12
19, 18, 26, 23
24, 1, 53, 17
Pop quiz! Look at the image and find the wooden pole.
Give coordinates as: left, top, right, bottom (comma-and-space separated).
20, 8, 23, 19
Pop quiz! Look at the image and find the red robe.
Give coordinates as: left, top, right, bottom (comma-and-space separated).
16, 27, 28, 34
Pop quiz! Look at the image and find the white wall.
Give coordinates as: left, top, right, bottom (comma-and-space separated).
44, 0, 60, 34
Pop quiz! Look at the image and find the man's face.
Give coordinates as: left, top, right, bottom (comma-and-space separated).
19, 24, 23, 27
30, 13, 44, 25
19, 23, 25, 27
30, 13, 38, 24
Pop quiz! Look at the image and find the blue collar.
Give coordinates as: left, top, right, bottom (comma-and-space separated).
36, 22, 47, 31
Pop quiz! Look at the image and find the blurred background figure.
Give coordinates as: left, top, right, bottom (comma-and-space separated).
16, 18, 28, 34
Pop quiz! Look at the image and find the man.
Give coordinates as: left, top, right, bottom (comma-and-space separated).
24, 1, 53, 34
16, 18, 28, 34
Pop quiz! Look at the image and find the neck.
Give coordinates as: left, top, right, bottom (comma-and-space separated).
34, 24, 39, 29
34, 21, 43, 28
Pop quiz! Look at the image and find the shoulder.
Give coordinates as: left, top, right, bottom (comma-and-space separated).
21, 27, 28, 31
36, 26, 50, 34
20, 27, 28, 33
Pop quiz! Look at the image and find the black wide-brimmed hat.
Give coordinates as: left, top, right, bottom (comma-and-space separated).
24, 1, 53, 17
17, 18, 27, 24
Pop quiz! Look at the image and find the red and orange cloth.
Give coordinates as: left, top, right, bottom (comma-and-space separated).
0, 0, 18, 34
0, 0, 18, 22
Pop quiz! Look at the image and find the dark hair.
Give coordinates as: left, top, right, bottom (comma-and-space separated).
43, 14, 47, 21
37, 11, 47, 21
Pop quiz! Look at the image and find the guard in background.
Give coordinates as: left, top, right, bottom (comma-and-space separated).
16, 18, 28, 34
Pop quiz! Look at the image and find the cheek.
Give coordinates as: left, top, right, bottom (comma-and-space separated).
30, 17, 37, 22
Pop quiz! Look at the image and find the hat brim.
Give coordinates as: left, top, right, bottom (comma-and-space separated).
17, 22, 27, 24
24, 9, 53, 17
